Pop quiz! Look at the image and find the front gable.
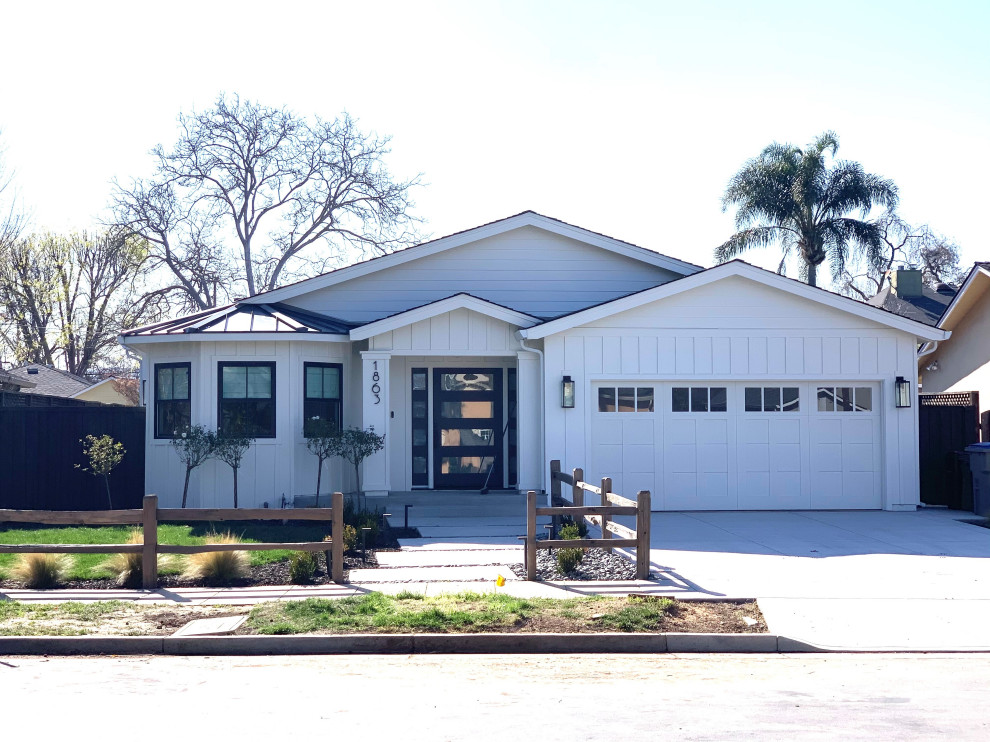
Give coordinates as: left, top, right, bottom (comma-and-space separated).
364, 304, 528, 354
243, 212, 700, 324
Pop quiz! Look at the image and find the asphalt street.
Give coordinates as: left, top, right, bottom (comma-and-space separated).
2, 653, 988, 741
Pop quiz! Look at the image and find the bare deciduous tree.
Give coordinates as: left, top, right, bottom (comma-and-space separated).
0, 229, 164, 376
111, 94, 421, 310
838, 212, 966, 299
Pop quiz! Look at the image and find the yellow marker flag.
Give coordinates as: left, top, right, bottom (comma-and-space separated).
496, 575, 506, 587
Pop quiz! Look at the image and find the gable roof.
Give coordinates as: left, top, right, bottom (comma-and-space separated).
6, 365, 92, 397
867, 283, 956, 326
518, 260, 950, 342
935, 263, 990, 331
349, 293, 541, 341
241, 211, 703, 306
121, 302, 355, 340
0, 369, 35, 390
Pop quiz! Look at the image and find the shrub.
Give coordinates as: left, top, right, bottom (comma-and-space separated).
13, 553, 72, 589
560, 516, 588, 538
101, 532, 173, 588
102, 532, 144, 588
343, 524, 358, 552
556, 522, 584, 574
181, 532, 249, 585
289, 551, 318, 584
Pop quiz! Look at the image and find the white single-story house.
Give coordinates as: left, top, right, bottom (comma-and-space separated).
120, 211, 948, 511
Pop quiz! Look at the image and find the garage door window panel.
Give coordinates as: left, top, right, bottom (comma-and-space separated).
672, 386, 727, 413
818, 386, 872, 412
744, 386, 800, 412
598, 386, 654, 413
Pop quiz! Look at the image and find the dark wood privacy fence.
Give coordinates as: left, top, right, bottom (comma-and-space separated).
919, 391, 980, 511
0, 404, 146, 510
0, 493, 346, 588
523, 460, 652, 580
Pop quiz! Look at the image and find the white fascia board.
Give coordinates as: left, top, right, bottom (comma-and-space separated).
518, 261, 950, 342
937, 265, 990, 330
119, 333, 351, 346
349, 294, 540, 341
241, 212, 701, 306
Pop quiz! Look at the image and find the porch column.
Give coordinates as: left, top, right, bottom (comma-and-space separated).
516, 350, 542, 493
360, 351, 391, 497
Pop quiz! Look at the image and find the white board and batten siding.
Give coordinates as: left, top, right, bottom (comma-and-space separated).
141, 338, 358, 508
368, 308, 524, 354
284, 226, 682, 323
543, 276, 922, 511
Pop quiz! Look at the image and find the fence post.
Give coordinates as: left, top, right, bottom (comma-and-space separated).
549, 460, 562, 537
331, 491, 344, 584
572, 468, 584, 510
636, 490, 651, 580
142, 494, 158, 590
526, 490, 537, 581
600, 477, 612, 553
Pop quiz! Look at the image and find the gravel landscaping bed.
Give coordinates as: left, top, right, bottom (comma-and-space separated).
509, 547, 642, 581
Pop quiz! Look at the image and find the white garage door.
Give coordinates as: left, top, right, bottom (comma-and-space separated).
591, 382, 882, 510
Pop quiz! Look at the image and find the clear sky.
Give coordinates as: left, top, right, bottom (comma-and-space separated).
1, 0, 987, 283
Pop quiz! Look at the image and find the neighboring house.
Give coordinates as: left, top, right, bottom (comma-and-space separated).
72, 377, 140, 406
914, 262, 990, 425
120, 211, 946, 511
867, 267, 956, 327
6, 365, 92, 397
0, 369, 36, 392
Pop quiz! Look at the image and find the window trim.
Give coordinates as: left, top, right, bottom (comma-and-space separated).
153, 362, 191, 439
217, 361, 277, 439
303, 362, 343, 438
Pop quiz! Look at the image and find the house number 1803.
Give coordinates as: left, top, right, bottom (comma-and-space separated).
371, 361, 381, 404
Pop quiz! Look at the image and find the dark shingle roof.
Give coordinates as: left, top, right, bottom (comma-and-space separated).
6, 365, 92, 397
866, 283, 956, 326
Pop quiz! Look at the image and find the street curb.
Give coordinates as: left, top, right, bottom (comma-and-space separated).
1, 632, 816, 655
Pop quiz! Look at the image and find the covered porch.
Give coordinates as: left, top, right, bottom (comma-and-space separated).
353, 294, 545, 496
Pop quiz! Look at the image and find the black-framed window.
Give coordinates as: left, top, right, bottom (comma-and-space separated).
671, 386, 727, 412
304, 362, 342, 437
218, 361, 275, 438
154, 363, 190, 438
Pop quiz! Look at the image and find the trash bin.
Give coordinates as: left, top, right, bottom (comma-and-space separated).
964, 443, 990, 517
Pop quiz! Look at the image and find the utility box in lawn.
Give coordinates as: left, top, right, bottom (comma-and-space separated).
964, 443, 990, 517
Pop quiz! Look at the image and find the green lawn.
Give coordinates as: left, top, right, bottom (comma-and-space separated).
246, 592, 677, 635
0, 521, 331, 580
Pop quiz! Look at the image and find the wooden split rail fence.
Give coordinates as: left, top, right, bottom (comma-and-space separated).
0, 493, 346, 588
524, 460, 652, 580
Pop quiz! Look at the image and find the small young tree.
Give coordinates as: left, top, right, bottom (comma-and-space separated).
77, 434, 125, 509
212, 433, 252, 508
330, 426, 386, 494
170, 425, 215, 508
305, 418, 337, 507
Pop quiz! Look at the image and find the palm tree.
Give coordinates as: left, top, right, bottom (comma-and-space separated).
715, 132, 898, 287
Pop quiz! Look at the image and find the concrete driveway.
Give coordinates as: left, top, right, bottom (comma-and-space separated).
382, 493, 990, 649
646, 509, 990, 650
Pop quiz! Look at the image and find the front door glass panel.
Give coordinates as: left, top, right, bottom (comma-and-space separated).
433, 368, 503, 490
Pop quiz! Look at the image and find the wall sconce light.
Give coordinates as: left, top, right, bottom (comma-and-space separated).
561, 375, 575, 408
894, 376, 911, 408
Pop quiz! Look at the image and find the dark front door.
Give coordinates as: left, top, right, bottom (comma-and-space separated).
433, 369, 503, 490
